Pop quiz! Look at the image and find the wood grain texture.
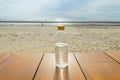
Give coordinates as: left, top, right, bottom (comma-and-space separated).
0, 54, 13, 62
35, 53, 86, 80
0, 53, 43, 80
68, 53, 86, 80
34, 53, 55, 80
75, 52, 120, 80
105, 51, 120, 63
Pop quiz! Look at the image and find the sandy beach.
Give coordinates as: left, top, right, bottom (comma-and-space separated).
0, 25, 120, 54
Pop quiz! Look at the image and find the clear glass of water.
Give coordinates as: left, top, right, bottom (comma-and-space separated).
55, 42, 68, 68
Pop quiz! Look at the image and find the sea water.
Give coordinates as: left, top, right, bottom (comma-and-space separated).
55, 42, 68, 68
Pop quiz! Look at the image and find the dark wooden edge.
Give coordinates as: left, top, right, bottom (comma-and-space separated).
103, 51, 120, 64
73, 53, 87, 80
32, 54, 44, 80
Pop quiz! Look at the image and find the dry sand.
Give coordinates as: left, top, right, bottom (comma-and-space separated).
0, 25, 120, 54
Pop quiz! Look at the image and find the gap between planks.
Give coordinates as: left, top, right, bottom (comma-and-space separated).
73, 53, 87, 80
103, 51, 120, 64
32, 54, 44, 80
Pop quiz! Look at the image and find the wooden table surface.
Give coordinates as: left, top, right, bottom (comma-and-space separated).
0, 51, 120, 80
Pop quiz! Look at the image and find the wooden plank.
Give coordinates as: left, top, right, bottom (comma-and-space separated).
34, 54, 55, 80
75, 52, 120, 80
0, 54, 14, 64
35, 53, 86, 80
0, 54, 11, 59
0, 54, 8, 59
104, 51, 120, 63
0, 53, 43, 80
68, 53, 86, 80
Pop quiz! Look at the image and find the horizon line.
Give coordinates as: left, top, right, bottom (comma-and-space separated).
0, 20, 120, 23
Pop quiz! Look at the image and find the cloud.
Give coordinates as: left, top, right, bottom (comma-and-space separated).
0, 0, 68, 20
66, 0, 120, 20
0, 0, 120, 20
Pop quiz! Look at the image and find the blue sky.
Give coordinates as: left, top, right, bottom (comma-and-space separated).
0, 0, 120, 21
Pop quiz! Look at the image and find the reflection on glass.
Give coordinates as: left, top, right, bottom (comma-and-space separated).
55, 67, 69, 80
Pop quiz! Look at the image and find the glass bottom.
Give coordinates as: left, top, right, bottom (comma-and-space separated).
56, 63, 68, 68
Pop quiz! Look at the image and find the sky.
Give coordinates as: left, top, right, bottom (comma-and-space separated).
0, 0, 120, 21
